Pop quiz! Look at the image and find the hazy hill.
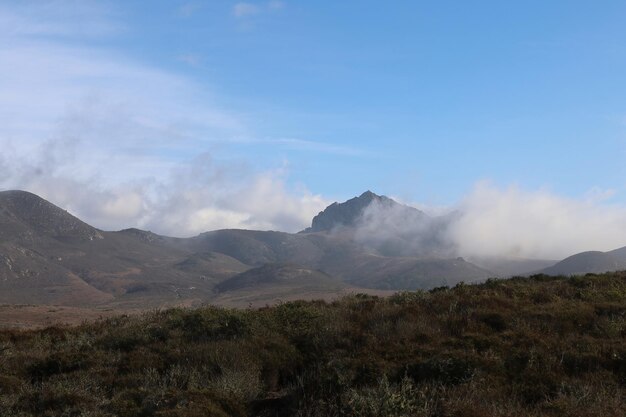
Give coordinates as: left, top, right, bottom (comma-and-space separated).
15, 189, 624, 309
469, 256, 559, 277
299, 190, 455, 258
215, 263, 341, 292
0, 191, 111, 305
301, 190, 427, 233
0, 190, 102, 242
210, 263, 355, 306
173, 252, 250, 281
539, 245, 626, 276
2, 272, 624, 416
0, 191, 358, 307
184, 228, 492, 290
0, 191, 226, 306
331, 255, 494, 290
0, 190, 497, 308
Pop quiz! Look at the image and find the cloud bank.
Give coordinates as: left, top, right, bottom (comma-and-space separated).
0, 1, 328, 236
353, 198, 455, 257
2, 2, 626, 260
349, 183, 626, 261
448, 182, 626, 260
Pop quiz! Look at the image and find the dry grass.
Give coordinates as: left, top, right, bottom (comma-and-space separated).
0, 272, 624, 416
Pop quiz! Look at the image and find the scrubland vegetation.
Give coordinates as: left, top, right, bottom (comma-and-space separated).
1, 272, 625, 417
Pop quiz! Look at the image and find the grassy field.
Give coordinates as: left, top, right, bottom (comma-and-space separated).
1, 273, 625, 416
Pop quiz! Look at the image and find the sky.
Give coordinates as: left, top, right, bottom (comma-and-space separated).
1, 1, 626, 258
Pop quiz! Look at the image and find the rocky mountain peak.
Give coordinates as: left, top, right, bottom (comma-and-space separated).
301, 190, 417, 233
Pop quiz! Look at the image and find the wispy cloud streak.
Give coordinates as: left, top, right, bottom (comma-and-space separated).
0, 1, 328, 235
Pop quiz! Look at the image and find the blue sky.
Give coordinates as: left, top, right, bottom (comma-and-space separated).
130, 0, 626, 201
2, 1, 626, 254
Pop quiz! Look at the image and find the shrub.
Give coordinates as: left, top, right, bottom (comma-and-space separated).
1, 272, 624, 417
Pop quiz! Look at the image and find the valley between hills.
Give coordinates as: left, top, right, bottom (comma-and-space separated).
0, 190, 624, 417
1, 189, 626, 327
1, 272, 624, 416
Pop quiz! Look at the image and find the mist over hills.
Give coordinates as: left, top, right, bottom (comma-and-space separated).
538, 246, 626, 276
302, 190, 427, 233
302, 190, 455, 257
0, 189, 625, 310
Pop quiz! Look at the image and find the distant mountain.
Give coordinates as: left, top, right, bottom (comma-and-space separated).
2, 188, 624, 315
300, 190, 458, 258
0, 190, 102, 241
539, 246, 626, 276
329, 255, 493, 290
215, 263, 343, 293
469, 256, 558, 277
0, 190, 244, 306
0, 191, 111, 305
0, 190, 499, 309
301, 190, 426, 233
185, 227, 493, 290
210, 263, 394, 308
173, 252, 249, 281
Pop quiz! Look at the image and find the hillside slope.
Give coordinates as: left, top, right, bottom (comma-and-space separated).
1, 189, 566, 308
540, 246, 626, 276
1, 272, 624, 416
0, 191, 249, 306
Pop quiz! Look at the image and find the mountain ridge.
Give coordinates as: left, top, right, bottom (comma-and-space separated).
0, 189, 494, 307
0, 190, 103, 241
538, 247, 626, 276
2, 188, 624, 311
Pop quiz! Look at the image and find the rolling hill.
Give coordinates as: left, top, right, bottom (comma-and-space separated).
539, 245, 626, 276
6, 188, 622, 312
0, 191, 235, 307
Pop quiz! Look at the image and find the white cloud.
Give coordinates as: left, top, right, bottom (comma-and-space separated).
344, 185, 626, 261
141, 162, 328, 235
583, 186, 617, 203
448, 182, 626, 259
232, 1, 284, 19
233, 2, 259, 18
177, 53, 202, 67
0, 1, 329, 236
230, 137, 368, 156
0, 134, 329, 235
268, 1, 285, 10
352, 197, 452, 257
0, 41, 246, 158
3, 1, 625, 261
0, 1, 119, 38
227, 170, 328, 231
178, 2, 203, 18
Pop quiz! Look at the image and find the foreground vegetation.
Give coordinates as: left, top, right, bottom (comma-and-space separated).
1, 273, 625, 417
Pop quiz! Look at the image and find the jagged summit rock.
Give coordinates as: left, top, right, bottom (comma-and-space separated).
301, 190, 424, 233
301, 191, 375, 233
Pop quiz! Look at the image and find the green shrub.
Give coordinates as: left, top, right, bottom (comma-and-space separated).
1, 272, 624, 417
343, 375, 434, 417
